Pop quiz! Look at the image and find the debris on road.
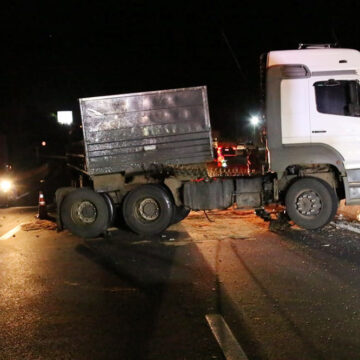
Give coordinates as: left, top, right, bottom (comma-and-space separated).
330, 220, 360, 235
21, 219, 57, 231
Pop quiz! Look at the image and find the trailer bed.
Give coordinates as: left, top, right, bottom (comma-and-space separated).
79, 86, 213, 176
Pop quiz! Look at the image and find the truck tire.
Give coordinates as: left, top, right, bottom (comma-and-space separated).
102, 192, 116, 226
60, 188, 110, 238
172, 206, 190, 225
285, 177, 338, 230
122, 184, 174, 235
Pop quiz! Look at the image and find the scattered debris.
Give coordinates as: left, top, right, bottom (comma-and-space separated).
204, 210, 215, 223
228, 236, 256, 241
130, 240, 152, 245
269, 219, 291, 232
21, 220, 57, 231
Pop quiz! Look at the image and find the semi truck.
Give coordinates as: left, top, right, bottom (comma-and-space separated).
56, 45, 360, 238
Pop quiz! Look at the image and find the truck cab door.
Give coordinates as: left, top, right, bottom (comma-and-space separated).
280, 78, 311, 144
309, 77, 360, 169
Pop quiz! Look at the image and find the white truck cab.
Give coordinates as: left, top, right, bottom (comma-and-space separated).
266, 45, 360, 206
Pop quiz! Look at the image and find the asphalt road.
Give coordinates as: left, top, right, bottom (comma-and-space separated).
1, 206, 360, 359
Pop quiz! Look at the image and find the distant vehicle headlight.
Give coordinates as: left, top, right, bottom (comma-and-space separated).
0, 180, 12, 193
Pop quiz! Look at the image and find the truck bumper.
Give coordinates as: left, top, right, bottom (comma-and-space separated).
344, 171, 360, 205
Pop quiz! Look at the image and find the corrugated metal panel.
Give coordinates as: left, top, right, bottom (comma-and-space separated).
79, 86, 213, 175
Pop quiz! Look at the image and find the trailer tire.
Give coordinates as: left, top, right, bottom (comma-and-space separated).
172, 206, 190, 225
60, 188, 110, 238
102, 192, 116, 226
285, 177, 338, 230
123, 184, 174, 235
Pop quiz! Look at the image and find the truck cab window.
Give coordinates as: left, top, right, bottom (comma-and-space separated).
314, 80, 360, 116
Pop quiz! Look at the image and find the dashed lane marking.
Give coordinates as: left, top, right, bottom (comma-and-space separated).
0, 224, 23, 240
206, 313, 249, 360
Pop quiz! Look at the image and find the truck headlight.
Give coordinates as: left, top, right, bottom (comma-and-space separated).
0, 180, 12, 193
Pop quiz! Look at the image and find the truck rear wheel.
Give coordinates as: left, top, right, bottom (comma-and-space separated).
122, 184, 174, 235
61, 188, 110, 238
285, 177, 338, 230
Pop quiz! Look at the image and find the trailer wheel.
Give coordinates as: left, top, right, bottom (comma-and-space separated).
61, 188, 110, 238
123, 184, 174, 235
285, 177, 338, 230
172, 206, 190, 225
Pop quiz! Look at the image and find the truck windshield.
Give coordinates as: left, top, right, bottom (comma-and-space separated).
314, 80, 360, 117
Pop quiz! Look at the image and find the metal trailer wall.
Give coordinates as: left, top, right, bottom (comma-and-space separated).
79, 86, 213, 176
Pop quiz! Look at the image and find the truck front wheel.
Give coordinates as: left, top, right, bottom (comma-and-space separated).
60, 188, 110, 238
285, 177, 338, 230
123, 184, 174, 235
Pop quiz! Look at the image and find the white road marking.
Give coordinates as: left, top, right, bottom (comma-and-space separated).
331, 221, 360, 234
206, 313, 249, 360
0, 224, 23, 240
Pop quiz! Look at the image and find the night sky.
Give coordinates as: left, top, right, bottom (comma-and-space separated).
1, 0, 360, 163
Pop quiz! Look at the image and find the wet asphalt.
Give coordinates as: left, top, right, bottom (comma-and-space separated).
0, 207, 223, 360
1, 207, 360, 359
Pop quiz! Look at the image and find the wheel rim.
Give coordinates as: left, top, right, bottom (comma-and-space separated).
137, 198, 160, 221
71, 200, 97, 224
295, 190, 322, 217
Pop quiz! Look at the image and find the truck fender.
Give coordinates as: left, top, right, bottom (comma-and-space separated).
55, 187, 77, 230
164, 177, 183, 206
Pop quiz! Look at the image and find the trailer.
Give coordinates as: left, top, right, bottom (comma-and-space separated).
57, 45, 360, 238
